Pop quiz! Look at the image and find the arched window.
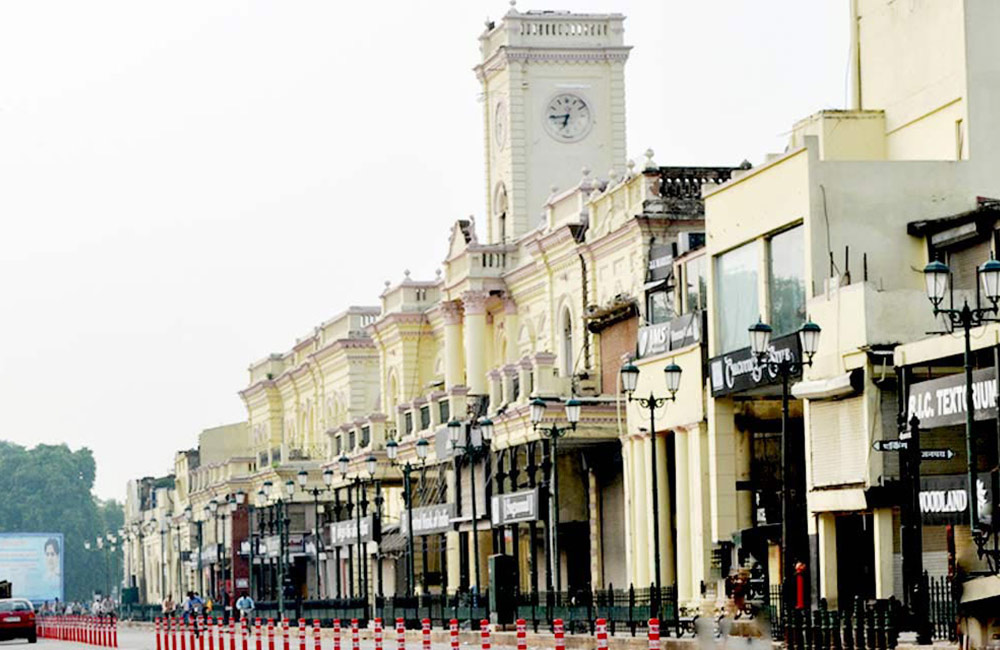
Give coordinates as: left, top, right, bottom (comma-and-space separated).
494, 183, 508, 243
562, 309, 574, 377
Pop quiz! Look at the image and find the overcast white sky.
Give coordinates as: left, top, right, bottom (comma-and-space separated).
0, 1, 849, 501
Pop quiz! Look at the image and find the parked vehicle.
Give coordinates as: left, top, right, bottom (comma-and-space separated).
0, 598, 37, 643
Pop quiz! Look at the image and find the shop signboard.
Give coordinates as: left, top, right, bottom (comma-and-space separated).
637, 311, 702, 358
906, 367, 998, 429
328, 515, 374, 547
400, 504, 454, 537
709, 333, 801, 397
919, 473, 993, 526
490, 488, 540, 526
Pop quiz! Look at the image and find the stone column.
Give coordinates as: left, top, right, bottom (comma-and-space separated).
873, 507, 894, 599
502, 364, 519, 404
503, 299, 519, 364
487, 369, 503, 411
441, 301, 465, 389
630, 436, 650, 586
445, 464, 461, 594
518, 356, 534, 398
675, 427, 692, 604
817, 512, 838, 609
588, 467, 603, 589
654, 432, 674, 586
462, 291, 490, 395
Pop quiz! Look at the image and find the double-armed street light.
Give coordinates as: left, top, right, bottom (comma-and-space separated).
619, 361, 681, 608
338, 454, 378, 613
385, 438, 429, 597
746, 317, 821, 612
297, 468, 335, 599
262, 478, 296, 616
923, 257, 1000, 571
529, 397, 580, 593
447, 416, 493, 604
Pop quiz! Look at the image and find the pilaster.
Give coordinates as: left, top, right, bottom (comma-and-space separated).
462, 291, 490, 395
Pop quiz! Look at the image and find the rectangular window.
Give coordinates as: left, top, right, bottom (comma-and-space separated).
646, 289, 673, 324
715, 241, 760, 353
768, 226, 806, 337
347, 431, 355, 450
334, 436, 342, 456
360, 426, 371, 448
685, 255, 707, 313
512, 376, 521, 401
404, 411, 413, 436
420, 405, 431, 431
438, 400, 450, 424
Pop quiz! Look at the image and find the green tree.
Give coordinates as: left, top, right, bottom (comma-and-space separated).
0, 441, 123, 602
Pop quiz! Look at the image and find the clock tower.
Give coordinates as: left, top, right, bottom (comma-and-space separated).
476, 5, 630, 244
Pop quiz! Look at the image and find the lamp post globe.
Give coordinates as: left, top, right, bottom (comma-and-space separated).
663, 363, 682, 395
284, 480, 295, 497
322, 468, 334, 487
748, 319, 773, 357
564, 399, 581, 425
385, 440, 398, 462
416, 439, 429, 460
235, 490, 246, 505
799, 321, 822, 359
923, 260, 950, 307
530, 398, 547, 425
447, 420, 462, 445
366, 455, 377, 477
297, 470, 309, 488
980, 258, 1000, 303
478, 418, 494, 442
338, 455, 350, 478
620, 362, 639, 394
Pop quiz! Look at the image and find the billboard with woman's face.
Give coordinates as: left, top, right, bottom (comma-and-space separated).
0, 533, 63, 603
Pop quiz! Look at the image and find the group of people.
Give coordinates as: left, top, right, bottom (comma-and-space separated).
39, 596, 116, 618
161, 591, 256, 631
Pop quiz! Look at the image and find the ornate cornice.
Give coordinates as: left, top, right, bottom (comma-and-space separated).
462, 290, 490, 315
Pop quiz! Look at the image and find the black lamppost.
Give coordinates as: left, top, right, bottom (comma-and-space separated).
747, 317, 821, 613
157, 519, 168, 602
528, 398, 580, 593
337, 455, 377, 615
385, 438, 429, 597
923, 258, 1000, 571
447, 416, 494, 603
618, 360, 682, 605
263, 479, 296, 618
297, 468, 335, 599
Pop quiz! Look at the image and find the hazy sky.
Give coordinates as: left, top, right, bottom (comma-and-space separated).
0, 1, 849, 501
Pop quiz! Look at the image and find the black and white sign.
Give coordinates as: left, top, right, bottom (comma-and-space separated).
709, 334, 801, 397
873, 439, 909, 452
919, 473, 992, 525
400, 504, 454, 537
907, 368, 998, 429
328, 516, 375, 547
491, 488, 540, 526
637, 312, 702, 358
921, 449, 956, 461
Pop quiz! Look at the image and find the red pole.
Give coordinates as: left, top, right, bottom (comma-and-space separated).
449, 619, 459, 650
648, 618, 660, 650
158, 618, 164, 650
374, 618, 383, 650
113, 617, 118, 648
395, 618, 404, 650
795, 562, 807, 610
209, 616, 216, 650
420, 619, 430, 650
219, 617, 226, 650
515, 619, 526, 650
199, 617, 206, 650
230, 617, 237, 650
313, 619, 321, 650
480, 620, 490, 650
596, 618, 608, 650
554, 619, 565, 650
350, 619, 359, 650
299, 619, 307, 650
267, 618, 275, 650
242, 617, 249, 650
283, 618, 290, 650
180, 618, 188, 650
255, 618, 263, 650
333, 619, 340, 650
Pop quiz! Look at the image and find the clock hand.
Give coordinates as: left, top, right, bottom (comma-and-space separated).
550, 113, 570, 124
562, 114, 570, 128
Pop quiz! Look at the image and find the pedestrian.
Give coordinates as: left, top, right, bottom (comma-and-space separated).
163, 594, 175, 617
235, 593, 255, 621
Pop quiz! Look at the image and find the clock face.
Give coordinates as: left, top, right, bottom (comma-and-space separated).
494, 101, 507, 151
544, 93, 592, 142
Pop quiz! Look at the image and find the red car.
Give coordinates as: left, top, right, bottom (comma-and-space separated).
0, 599, 36, 643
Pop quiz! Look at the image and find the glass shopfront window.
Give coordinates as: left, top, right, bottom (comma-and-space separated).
685, 255, 707, 313
768, 226, 806, 337
647, 286, 674, 324
715, 241, 760, 353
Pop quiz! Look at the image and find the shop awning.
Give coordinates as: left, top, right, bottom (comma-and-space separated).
791, 369, 863, 400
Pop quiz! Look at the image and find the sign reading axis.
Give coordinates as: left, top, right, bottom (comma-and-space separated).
872, 439, 955, 460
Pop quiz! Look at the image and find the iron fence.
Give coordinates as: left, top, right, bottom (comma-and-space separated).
513, 584, 678, 636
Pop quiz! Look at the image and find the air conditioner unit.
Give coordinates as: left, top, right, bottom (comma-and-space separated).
677, 231, 706, 256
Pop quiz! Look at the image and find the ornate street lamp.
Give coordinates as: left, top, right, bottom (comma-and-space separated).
620, 360, 681, 614
447, 416, 492, 605
386, 437, 429, 596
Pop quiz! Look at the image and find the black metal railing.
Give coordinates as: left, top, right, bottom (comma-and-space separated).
927, 574, 958, 641
376, 593, 486, 629
782, 598, 902, 650
513, 584, 678, 636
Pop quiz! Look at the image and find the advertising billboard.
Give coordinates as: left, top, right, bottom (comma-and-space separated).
0, 533, 64, 603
